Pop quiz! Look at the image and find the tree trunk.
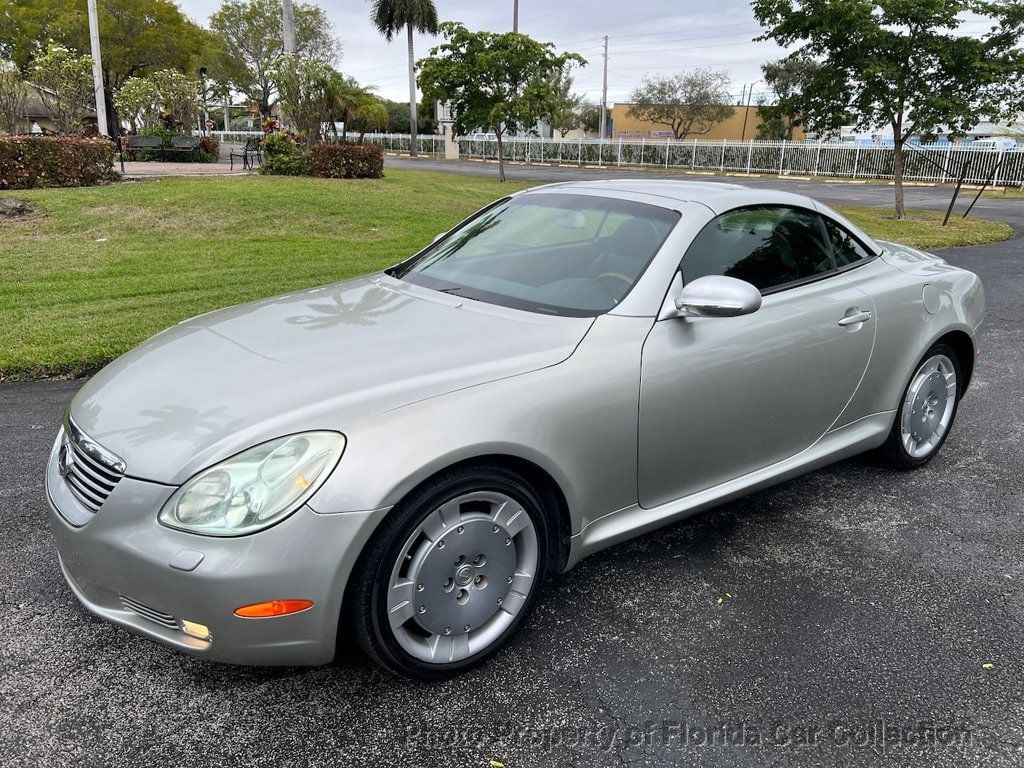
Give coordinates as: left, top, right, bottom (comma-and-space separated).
495, 129, 506, 182
407, 24, 418, 158
104, 91, 119, 139
893, 138, 906, 220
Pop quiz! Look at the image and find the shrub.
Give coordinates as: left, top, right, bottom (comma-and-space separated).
310, 142, 384, 179
259, 130, 311, 176
198, 136, 220, 162
0, 135, 117, 189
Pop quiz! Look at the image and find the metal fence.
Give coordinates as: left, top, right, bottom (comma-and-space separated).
212, 132, 1024, 186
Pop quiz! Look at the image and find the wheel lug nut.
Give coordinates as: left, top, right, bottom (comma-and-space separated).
437, 540, 445, 549
444, 627, 451, 635
493, 525, 499, 533
416, 583, 424, 592
457, 525, 464, 534
505, 538, 511, 546
464, 624, 471, 632
506, 576, 513, 583
417, 605, 426, 614
496, 598, 503, 606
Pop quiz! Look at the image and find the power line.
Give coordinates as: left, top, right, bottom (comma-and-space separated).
612, 21, 761, 40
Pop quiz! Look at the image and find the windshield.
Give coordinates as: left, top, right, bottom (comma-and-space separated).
390, 193, 680, 316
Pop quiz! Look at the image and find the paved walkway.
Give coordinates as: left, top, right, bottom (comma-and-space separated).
120, 160, 249, 178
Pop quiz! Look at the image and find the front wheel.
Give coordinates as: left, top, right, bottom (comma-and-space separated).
875, 342, 962, 470
345, 464, 554, 679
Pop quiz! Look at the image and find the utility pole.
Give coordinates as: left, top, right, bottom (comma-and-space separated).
598, 35, 608, 139
86, 0, 108, 136
282, 0, 296, 54
740, 81, 758, 141
513, 0, 519, 32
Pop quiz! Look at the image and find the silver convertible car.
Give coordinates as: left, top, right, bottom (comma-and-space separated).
46, 180, 984, 679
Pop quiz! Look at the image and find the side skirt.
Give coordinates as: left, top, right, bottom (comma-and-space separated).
564, 411, 894, 569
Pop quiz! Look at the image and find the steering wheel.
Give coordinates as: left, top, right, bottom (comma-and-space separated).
593, 250, 636, 296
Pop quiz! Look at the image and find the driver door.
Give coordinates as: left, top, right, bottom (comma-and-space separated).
637, 205, 875, 508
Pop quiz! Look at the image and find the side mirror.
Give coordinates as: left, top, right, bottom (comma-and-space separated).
673, 275, 762, 318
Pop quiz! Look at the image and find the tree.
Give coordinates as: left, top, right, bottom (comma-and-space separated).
545, 70, 583, 138
272, 55, 334, 142
753, 0, 1024, 218
756, 55, 820, 140
0, 61, 27, 134
382, 98, 435, 134
0, 0, 220, 136
210, 0, 338, 117
418, 22, 585, 180
369, 0, 438, 157
576, 101, 603, 135
114, 69, 201, 131
627, 69, 735, 140
30, 45, 94, 135
353, 99, 389, 142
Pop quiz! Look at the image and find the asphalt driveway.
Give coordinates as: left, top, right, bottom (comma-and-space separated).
1, 168, 1022, 767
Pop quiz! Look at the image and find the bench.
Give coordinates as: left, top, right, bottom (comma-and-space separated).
166, 136, 202, 160
229, 136, 263, 171
119, 134, 163, 171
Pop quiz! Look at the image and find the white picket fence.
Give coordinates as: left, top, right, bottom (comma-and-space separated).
209, 131, 1024, 186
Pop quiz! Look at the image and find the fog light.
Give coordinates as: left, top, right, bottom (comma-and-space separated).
234, 599, 314, 618
180, 619, 212, 641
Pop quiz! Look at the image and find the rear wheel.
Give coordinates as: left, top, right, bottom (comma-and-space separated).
875, 342, 962, 470
346, 463, 554, 679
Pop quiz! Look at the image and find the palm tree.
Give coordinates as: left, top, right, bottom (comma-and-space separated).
369, 0, 438, 156
355, 99, 390, 142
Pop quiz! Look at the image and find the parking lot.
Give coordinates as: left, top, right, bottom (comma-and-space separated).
1, 169, 1022, 767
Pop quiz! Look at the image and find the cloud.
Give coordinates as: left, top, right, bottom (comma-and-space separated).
178, 0, 786, 103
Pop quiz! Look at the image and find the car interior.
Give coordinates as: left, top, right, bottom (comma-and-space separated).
396, 195, 679, 313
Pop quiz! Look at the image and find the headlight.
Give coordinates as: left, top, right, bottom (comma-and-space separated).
158, 432, 345, 536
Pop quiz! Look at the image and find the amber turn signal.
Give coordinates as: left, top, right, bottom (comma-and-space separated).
234, 599, 314, 618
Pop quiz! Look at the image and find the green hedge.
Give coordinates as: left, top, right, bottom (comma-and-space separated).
310, 143, 384, 179
0, 135, 117, 189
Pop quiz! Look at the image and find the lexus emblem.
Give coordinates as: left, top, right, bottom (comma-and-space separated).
57, 442, 75, 478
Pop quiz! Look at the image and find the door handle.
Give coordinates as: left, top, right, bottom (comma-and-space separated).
838, 310, 872, 326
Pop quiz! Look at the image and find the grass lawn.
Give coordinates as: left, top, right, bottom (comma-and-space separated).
983, 186, 1024, 200
839, 206, 1013, 249
0, 169, 1013, 381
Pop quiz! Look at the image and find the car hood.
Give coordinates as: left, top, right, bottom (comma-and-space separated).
69, 274, 593, 484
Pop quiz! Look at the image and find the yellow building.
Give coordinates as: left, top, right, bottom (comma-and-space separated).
610, 103, 806, 141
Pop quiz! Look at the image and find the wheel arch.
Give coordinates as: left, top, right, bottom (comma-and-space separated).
379, 451, 574, 573
935, 329, 975, 392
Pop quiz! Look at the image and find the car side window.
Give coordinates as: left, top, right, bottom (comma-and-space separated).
823, 217, 874, 267
681, 206, 834, 292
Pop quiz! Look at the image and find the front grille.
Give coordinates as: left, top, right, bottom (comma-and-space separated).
120, 595, 179, 630
59, 418, 125, 513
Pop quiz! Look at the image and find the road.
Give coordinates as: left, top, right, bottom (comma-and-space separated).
387, 154, 1019, 216
1, 163, 1022, 767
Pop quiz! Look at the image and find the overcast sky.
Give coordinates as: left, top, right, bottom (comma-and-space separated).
175, 0, 794, 104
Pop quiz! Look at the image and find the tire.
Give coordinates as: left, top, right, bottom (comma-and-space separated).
874, 342, 963, 470
345, 463, 555, 680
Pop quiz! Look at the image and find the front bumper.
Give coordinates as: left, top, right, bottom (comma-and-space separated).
44, 435, 389, 666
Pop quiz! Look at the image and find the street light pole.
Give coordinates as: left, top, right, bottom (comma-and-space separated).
86, 0, 109, 136
513, 0, 519, 33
